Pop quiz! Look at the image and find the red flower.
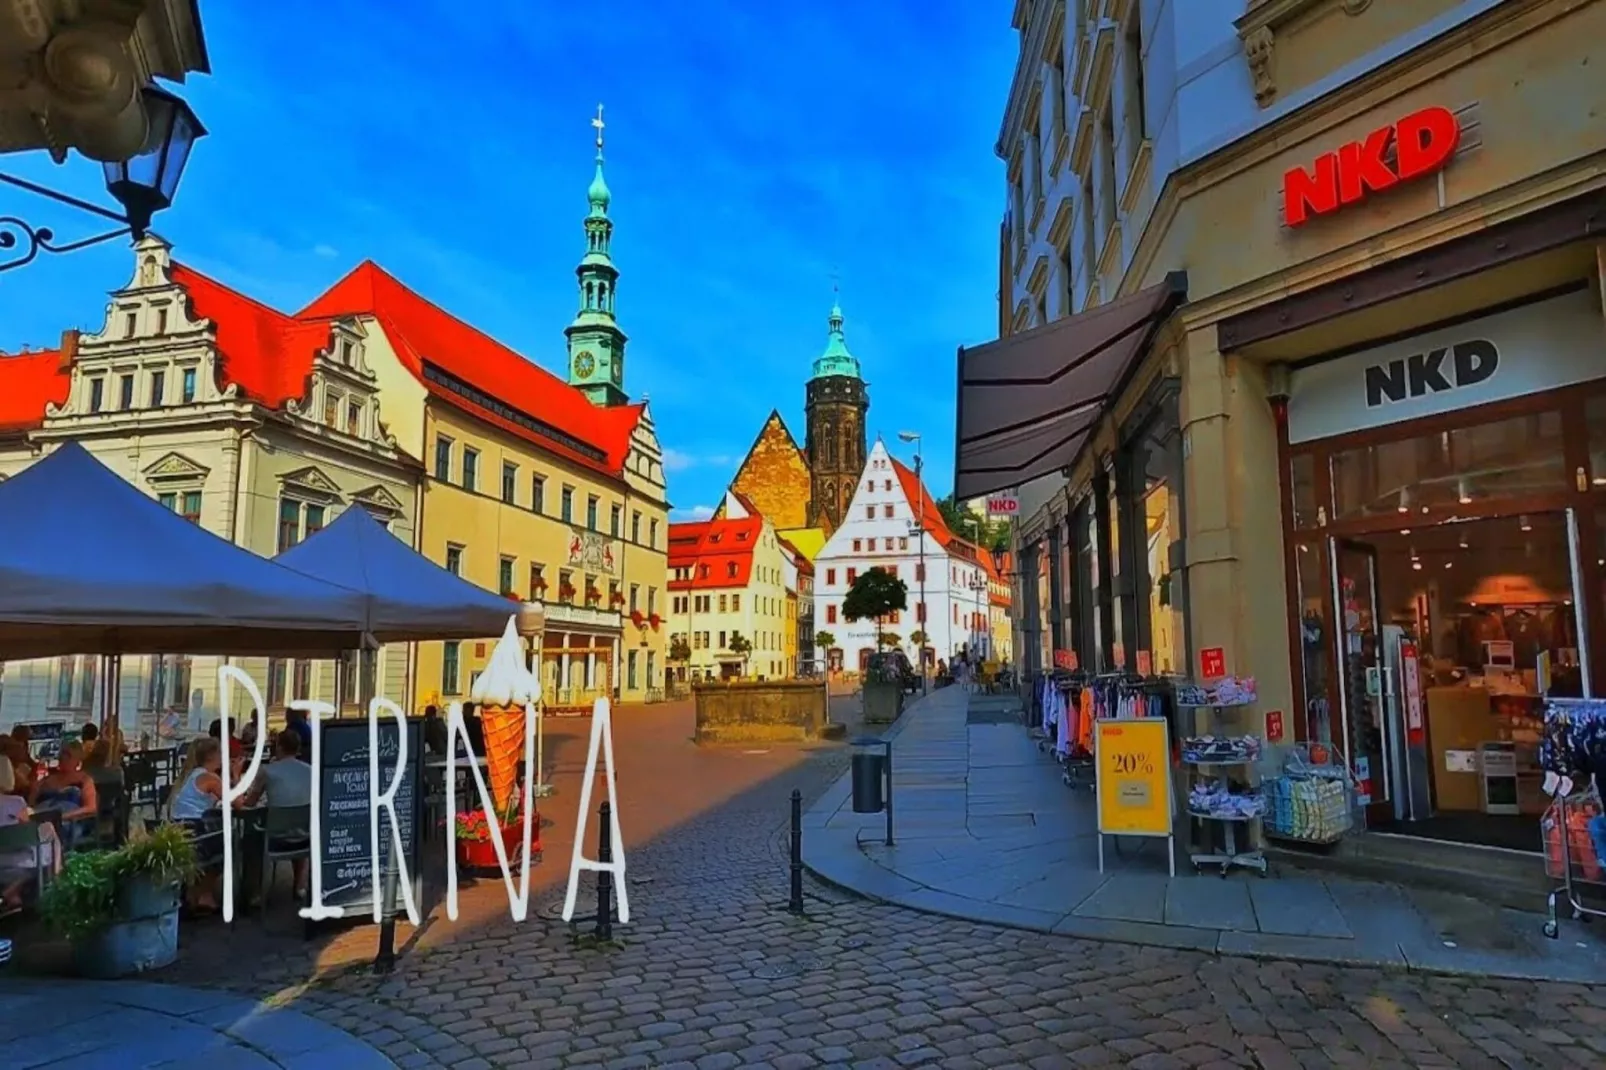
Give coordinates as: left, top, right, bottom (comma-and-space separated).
630, 609, 646, 627
648, 613, 662, 631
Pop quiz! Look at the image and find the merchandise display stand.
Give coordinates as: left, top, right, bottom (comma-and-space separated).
1179, 681, 1266, 877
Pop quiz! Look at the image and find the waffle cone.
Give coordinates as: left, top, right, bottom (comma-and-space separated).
481, 703, 527, 816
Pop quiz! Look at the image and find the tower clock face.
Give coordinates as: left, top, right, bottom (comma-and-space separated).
574, 350, 596, 378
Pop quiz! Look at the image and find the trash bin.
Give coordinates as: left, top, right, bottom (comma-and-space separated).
851, 745, 886, 814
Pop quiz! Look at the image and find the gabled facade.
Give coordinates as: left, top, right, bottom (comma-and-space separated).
812, 440, 992, 674
726, 411, 812, 531
666, 506, 792, 681
0, 236, 419, 737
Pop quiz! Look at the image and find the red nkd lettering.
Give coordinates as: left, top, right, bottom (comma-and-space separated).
1282, 106, 1459, 227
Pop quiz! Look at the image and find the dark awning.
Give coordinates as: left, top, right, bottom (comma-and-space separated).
953, 272, 1187, 501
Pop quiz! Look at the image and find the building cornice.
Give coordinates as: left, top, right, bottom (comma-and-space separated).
996, 0, 1056, 158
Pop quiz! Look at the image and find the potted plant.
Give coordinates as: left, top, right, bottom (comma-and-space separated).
558, 582, 577, 602
454, 806, 540, 872
648, 613, 662, 631
630, 609, 647, 628
40, 823, 197, 979
610, 591, 626, 607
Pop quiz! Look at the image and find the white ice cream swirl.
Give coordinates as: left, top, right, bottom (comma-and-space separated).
470, 616, 541, 706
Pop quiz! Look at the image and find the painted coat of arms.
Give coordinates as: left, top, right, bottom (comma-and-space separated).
568, 531, 618, 574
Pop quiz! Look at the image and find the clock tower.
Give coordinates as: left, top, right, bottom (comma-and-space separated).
566, 105, 630, 407
804, 297, 869, 536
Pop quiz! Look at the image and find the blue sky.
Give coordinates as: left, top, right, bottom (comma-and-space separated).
2, 1, 1014, 519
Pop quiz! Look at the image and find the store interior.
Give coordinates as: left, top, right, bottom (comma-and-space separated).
1337, 512, 1585, 851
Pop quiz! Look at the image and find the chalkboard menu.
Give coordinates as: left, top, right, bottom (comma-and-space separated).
317, 718, 423, 920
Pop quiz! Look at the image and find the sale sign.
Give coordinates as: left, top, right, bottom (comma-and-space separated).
1265, 709, 1285, 743
1094, 719, 1172, 838
1199, 646, 1226, 680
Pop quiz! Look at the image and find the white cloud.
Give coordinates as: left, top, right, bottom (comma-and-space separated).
312, 243, 339, 258
662, 447, 695, 472
672, 504, 715, 521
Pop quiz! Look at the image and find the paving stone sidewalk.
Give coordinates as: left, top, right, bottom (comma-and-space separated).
803, 685, 1606, 983
0, 979, 397, 1068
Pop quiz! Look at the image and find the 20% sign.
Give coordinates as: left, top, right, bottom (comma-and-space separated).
1095, 720, 1172, 837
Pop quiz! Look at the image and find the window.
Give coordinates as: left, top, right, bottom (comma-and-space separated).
266, 658, 287, 706
124, 310, 138, 336
648, 587, 657, 614
631, 510, 642, 542
445, 544, 463, 576
442, 641, 462, 696
340, 649, 360, 706
501, 462, 518, 504
88, 377, 105, 412
629, 584, 640, 612
611, 504, 623, 536
323, 391, 340, 426
916, 563, 926, 582
178, 490, 201, 524
462, 447, 479, 491
434, 436, 452, 481
826, 605, 837, 624
852, 539, 862, 552
499, 555, 516, 595
149, 370, 165, 406
649, 519, 659, 548
884, 479, 892, 491
627, 650, 639, 691
731, 593, 740, 611
118, 374, 134, 410
277, 498, 302, 552
917, 601, 926, 623
559, 569, 574, 602
847, 568, 858, 584
718, 631, 727, 649
156, 307, 169, 334
529, 562, 545, 600
1123, 15, 1148, 149
587, 495, 600, 530
719, 594, 728, 613
1098, 104, 1118, 234
899, 537, 908, 551
181, 367, 197, 403
883, 504, 894, 518
304, 503, 325, 538
346, 400, 361, 436
1080, 172, 1097, 289
826, 568, 836, 585
293, 659, 312, 699
865, 506, 875, 520
561, 486, 575, 523
884, 538, 894, 551
532, 475, 546, 513
53, 656, 75, 707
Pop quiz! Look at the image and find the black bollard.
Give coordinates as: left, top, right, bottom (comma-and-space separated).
595, 800, 614, 941
788, 789, 804, 915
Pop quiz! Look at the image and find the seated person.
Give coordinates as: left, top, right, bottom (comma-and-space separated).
2, 734, 36, 797
0, 760, 61, 910
170, 738, 229, 912
240, 730, 313, 900
79, 722, 99, 746
28, 741, 99, 847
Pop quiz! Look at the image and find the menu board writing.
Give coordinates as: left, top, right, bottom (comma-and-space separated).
316, 719, 422, 918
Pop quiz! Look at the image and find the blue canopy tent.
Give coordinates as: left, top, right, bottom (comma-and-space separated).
0, 443, 370, 660
272, 504, 530, 642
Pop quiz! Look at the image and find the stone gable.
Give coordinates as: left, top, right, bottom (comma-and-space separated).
729, 411, 812, 530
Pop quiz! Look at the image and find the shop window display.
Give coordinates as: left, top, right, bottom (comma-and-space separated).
1290, 453, 1319, 530
1082, 507, 1102, 671
1329, 411, 1567, 521
1294, 541, 1334, 744
1145, 480, 1183, 674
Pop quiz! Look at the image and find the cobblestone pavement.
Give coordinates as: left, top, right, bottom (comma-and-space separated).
111, 695, 1606, 1067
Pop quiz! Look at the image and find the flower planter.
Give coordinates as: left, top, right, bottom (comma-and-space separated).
456, 820, 541, 872
75, 876, 182, 979
863, 681, 904, 724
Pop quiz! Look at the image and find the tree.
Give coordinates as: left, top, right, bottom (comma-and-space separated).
842, 567, 909, 647
668, 635, 692, 662
814, 630, 836, 651
877, 631, 902, 648
936, 494, 1012, 552
909, 629, 930, 648
727, 632, 752, 659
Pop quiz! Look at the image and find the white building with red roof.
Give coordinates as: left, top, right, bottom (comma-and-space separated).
813, 439, 995, 674
666, 506, 793, 681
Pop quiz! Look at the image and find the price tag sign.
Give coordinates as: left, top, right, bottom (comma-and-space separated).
1095, 719, 1173, 837
1135, 650, 1152, 676
1265, 709, 1285, 743
1199, 647, 1226, 680
1053, 649, 1078, 671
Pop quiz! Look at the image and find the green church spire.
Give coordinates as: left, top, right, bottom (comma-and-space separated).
809, 286, 862, 380
566, 103, 630, 407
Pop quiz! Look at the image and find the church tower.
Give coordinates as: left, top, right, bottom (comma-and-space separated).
804, 298, 869, 535
566, 105, 630, 407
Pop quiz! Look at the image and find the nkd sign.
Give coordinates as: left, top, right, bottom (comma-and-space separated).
1283, 106, 1460, 227
1365, 338, 1498, 409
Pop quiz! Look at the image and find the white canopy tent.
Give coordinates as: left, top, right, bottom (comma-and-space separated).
273, 505, 537, 642
0, 442, 371, 661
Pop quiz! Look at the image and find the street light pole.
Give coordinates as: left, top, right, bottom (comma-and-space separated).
897, 430, 926, 693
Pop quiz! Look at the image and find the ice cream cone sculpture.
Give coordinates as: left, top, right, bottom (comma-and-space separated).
470, 617, 542, 821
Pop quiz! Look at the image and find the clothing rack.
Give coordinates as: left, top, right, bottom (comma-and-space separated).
1539, 697, 1606, 938
1037, 671, 1178, 792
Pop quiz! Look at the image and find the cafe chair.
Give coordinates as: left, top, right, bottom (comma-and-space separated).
0, 822, 54, 914
259, 805, 311, 916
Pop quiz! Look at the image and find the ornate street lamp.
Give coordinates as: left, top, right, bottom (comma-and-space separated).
1, 85, 206, 273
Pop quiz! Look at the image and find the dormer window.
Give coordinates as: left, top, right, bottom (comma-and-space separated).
156, 307, 169, 334
124, 311, 137, 337
323, 391, 340, 426
88, 377, 105, 412
340, 340, 353, 366
345, 400, 361, 436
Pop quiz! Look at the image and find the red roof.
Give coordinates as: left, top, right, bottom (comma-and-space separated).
668, 516, 763, 590
299, 261, 643, 479
0, 340, 73, 432
891, 457, 955, 545
171, 263, 333, 408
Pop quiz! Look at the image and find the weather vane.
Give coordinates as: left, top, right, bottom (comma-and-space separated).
592, 104, 606, 153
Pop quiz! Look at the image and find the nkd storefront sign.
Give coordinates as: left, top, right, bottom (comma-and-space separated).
1285, 288, 1605, 444
1283, 106, 1460, 227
